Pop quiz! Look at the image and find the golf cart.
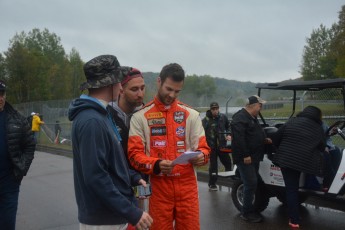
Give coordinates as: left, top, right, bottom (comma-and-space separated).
229, 78, 345, 213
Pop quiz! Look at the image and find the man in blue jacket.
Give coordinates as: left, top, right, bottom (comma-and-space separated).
68, 55, 152, 230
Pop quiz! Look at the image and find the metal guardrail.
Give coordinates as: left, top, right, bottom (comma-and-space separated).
36, 145, 72, 158
36, 145, 233, 188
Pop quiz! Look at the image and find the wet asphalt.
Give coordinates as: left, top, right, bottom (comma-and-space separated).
16, 151, 345, 230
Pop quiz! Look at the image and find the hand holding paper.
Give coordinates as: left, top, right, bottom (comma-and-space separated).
189, 152, 205, 166
159, 160, 173, 174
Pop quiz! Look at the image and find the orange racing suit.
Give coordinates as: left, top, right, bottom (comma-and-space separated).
128, 97, 210, 230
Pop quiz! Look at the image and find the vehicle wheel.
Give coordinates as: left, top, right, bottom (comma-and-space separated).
276, 191, 308, 205
231, 180, 245, 212
231, 180, 269, 212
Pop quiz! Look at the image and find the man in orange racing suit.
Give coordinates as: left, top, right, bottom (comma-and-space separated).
128, 63, 210, 230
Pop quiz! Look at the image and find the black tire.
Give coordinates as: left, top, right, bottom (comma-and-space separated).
276, 191, 308, 205
231, 180, 269, 212
231, 180, 244, 212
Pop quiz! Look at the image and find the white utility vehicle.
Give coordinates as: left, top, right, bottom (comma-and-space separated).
229, 79, 345, 213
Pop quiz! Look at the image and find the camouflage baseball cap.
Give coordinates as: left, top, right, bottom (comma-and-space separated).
80, 55, 124, 90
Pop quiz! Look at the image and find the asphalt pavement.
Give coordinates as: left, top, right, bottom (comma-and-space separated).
16, 151, 345, 230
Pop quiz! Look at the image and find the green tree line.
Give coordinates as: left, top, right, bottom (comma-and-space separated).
0, 28, 85, 103
0, 28, 219, 105
301, 5, 345, 80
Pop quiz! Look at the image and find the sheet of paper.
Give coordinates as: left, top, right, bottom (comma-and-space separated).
172, 151, 200, 165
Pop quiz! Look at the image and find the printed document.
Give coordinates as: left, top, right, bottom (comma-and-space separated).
172, 151, 200, 165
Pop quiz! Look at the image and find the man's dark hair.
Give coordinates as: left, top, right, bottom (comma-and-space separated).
159, 63, 185, 84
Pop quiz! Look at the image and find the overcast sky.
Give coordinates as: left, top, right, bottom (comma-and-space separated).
0, 0, 344, 83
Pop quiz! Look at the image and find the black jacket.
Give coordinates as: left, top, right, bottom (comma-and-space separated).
4, 102, 35, 181
202, 110, 230, 149
107, 104, 143, 183
271, 110, 326, 176
231, 108, 266, 164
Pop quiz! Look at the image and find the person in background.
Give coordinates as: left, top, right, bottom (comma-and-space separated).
108, 66, 147, 230
231, 95, 272, 223
202, 101, 232, 191
31, 112, 45, 143
271, 106, 326, 228
68, 55, 152, 230
0, 79, 35, 230
109, 66, 145, 156
128, 63, 210, 230
54, 120, 62, 144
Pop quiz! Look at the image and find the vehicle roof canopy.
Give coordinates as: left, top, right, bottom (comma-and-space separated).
256, 78, 345, 91
255, 78, 345, 124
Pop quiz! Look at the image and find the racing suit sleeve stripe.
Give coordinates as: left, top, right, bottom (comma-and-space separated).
128, 113, 159, 175
128, 136, 158, 174
198, 136, 210, 163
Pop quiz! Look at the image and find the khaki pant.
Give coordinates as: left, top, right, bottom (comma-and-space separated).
80, 223, 128, 230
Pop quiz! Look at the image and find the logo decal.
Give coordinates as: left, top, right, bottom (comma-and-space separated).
147, 112, 163, 119
151, 126, 166, 136
176, 126, 185, 137
153, 140, 167, 147
174, 111, 185, 123
176, 141, 185, 147
177, 149, 185, 153
148, 118, 166, 126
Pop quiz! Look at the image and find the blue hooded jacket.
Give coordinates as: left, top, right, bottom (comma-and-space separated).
68, 96, 142, 225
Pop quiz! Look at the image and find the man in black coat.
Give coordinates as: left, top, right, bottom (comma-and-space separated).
231, 95, 271, 223
0, 79, 36, 230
